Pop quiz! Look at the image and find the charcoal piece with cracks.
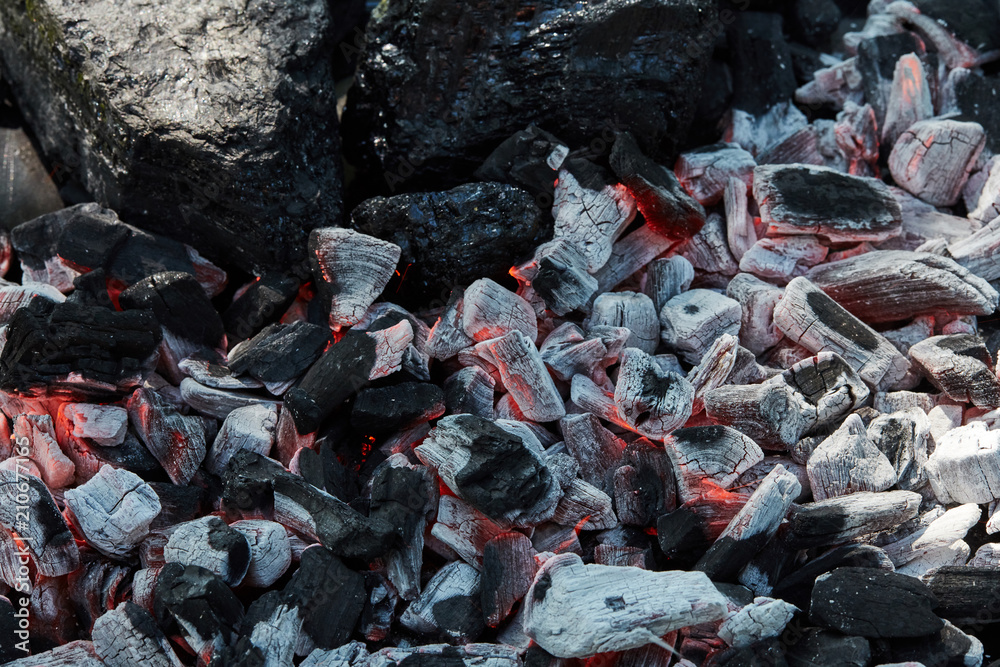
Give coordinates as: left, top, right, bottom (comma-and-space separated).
614, 348, 694, 439
204, 404, 278, 477
148, 482, 206, 530
295, 441, 362, 505
806, 414, 897, 502
613, 438, 677, 526
284, 330, 377, 434
481, 532, 536, 628
867, 408, 930, 491
855, 32, 926, 127
179, 378, 279, 421
351, 381, 446, 443
0, 298, 161, 397
810, 567, 943, 638
589, 292, 659, 355
351, 183, 547, 303
92, 602, 184, 667
924, 567, 1000, 625
888, 119, 986, 208
229, 520, 291, 589
119, 271, 225, 352
664, 425, 764, 504
561, 412, 627, 492
609, 130, 705, 241
674, 143, 756, 208
228, 321, 330, 386
128, 387, 208, 486
909, 334, 1000, 408
163, 516, 251, 587
771, 544, 895, 612
282, 544, 366, 652
220, 590, 300, 667
222, 450, 398, 560
474, 125, 569, 199
221, 273, 301, 343
0, 467, 79, 576
514, 239, 598, 317
415, 414, 561, 527
785, 490, 922, 549
951, 70, 1000, 154
400, 560, 484, 644
153, 563, 244, 659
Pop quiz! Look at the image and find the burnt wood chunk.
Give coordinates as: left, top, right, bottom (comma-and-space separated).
427, 288, 475, 361
675, 143, 757, 207
179, 377, 279, 420
416, 415, 560, 526
614, 348, 694, 439
400, 560, 484, 643
589, 291, 659, 355
867, 407, 929, 491
444, 367, 496, 419
727, 273, 784, 355
810, 567, 943, 638
119, 271, 225, 351
221, 272, 301, 342
128, 386, 207, 485
925, 567, 1000, 625
93, 602, 184, 667
948, 212, 1000, 282
163, 516, 251, 586
591, 224, 676, 296
805, 251, 998, 323
283, 545, 365, 651
228, 321, 330, 386
552, 478, 617, 530
753, 164, 902, 243
660, 289, 742, 364
229, 519, 291, 588
561, 412, 627, 491
474, 124, 568, 198
431, 494, 505, 568
882, 53, 933, 147
677, 212, 739, 277
154, 563, 244, 658
13, 413, 73, 489
351, 382, 445, 435
718, 597, 798, 649
771, 544, 895, 612
284, 330, 377, 434
482, 532, 537, 627
644, 256, 694, 315
463, 278, 538, 343
807, 414, 897, 501
888, 119, 986, 207
205, 403, 278, 476
1, 642, 104, 667
909, 334, 1000, 408
523, 552, 728, 658
178, 358, 263, 391
487, 331, 565, 422
786, 490, 922, 549
774, 277, 908, 389
0, 467, 79, 576
514, 239, 598, 316
61, 403, 129, 447
924, 422, 1000, 504
613, 438, 677, 526
665, 426, 764, 504
64, 464, 161, 559
308, 228, 401, 331
609, 131, 705, 241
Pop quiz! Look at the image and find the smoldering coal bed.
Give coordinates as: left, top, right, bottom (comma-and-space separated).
4, 0, 1000, 666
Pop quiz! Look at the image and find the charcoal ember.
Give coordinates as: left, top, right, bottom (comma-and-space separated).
753, 164, 902, 243
154, 563, 244, 660
675, 143, 757, 208
444, 367, 496, 419
13, 413, 74, 488
645, 256, 695, 315
950, 70, 1000, 154
179, 378, 279, 422
427, 289, 476, 362
609, 131, 705, 241
63, 464, 161, 559
592, 224, 676, 296
786, 490, 922, 549
351, 382, 445, 436
613, 348, 694, 439
0, 298, 161, 397
785, 628, 871, 667
481, 533, 536, 628
867, 408, 930, 490
551, 158, 636, 273
463, 278, 538, 344
128, 386, 207, 485
163, 516, 251, 587
809, 567, 943, 639
221, 273, 301, 343
523, 552, 728, 658
695, 465, 801, 582
688, 334, 739, 412
924, 422, 1000, 504
360, 572, 396, 642
513, 239, 598, 316
552, 478, 617, 530
805, 251, 998, 324
282, 545, 365, 653
793, 56, 864, 111
613, 438, 677, 526
474, 125, 568, 199
660, 289, 742, 365
885, 3, 979, 70
0, 0, 346, 274
885, 504, 981, 572
92, 602, 184, 667
0, 283, 65, 324
431, 495, 506, 568
351, 183, 546, 302
284, 330, 377, 434
229, 520, 291, 588
0, 467, 78, 576
399, 559, 484, 643
855, 33, 926, 126
834, 102, 879, 177
807, 414, 897, 501
204, 404, 277, 477
223, 451, 398, 560
677, 212, 740, 278
881, 54, 933, 149
889, 119, 986, 207
718, 596, 799, 649
588, 292, 659, 355
415, 415, 560, 526
369, 645, 520, 667
61, 403, 128, 447
739, 235, 828, 282
560, 413, 627, 492
120, 272, 225, 356
726, 274, 783, 355
222, 590, 301, 667
908, 335, 1000, 408
773, 277, 909, 389
486, 331, 565, 422
665, 426, 764, 504
946, 215, 1000, 283
539, 323, 615, 384
343, 0, 716, 187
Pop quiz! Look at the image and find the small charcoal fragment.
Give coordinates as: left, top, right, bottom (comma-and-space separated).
400, 560, 484, 643
665, 426, 764, 504
660, 289, 741, 365
128, 387, 207, 486
614, 348, 694, 439
351, 382, 445, 435
675, 143, 756, 207
228, 321, 330, 386
924, 422, 1000, 504
474, 124, 568, 198
807, 414, 897, 501
221, 272, 301, 342
64, 465, 161, 560
909, 334, 1000, 408
888, 119, 986, 207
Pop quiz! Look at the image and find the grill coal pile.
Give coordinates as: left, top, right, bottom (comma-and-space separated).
9, 1, 1000, 667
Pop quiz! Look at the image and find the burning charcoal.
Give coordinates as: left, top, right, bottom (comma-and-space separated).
416, 415, 560, 526
609, 131, 705, 241
703, 380, 811, 451
0, 282, 64, 324
552, 478, 617, 530
308, 228, 401, 331
463, 278, 538, 343
282, 545, 365, 654
513, 239, 598, 316
366, 318, 416, 380
881, 53, 933, 148
179, 378, 279, 421
835, 102, 880, 177
369, 645, 519, 667
63, 465, 161, 559
523, 552, 728, 658
665, 426, 764, 504
675, 143, 757, 207
753, 164, 902, 243
589, 292, 659, 355
163, 516, 251, 587
92, 602, 183, 667
284, 330, 377, 434
885, 2, 980, 69
793, 56, 864, 109
695, 465, 801, 581
947, 216, 1000, 283
924, 422, 1000, 504
154, 563, 244, 660
718, 597, 799, 648
205, 404, 278, 476
475, 125, 568, 198
645, 256, 695, 314
229, 520, 291, 588
805, 251, 998, 324
867, 408, 930, 490
888, 119, 986, 207
773, 277, 909, 389
786, 490, 922, 549
810, 567, 943, 638
807, 414, 897, 501
688, 334, 739, 412
487, 331, 565, 422
660, 289, 741, 364
0, 467, 78, 575
400, 560, 484, 642
539, 324, 612, 384
128, 387, 207, 485
13, 414, 74, 488
431, 495, 506, 568
677, 213, 740, 278
61, 403, 128, 447
222, 590, 301, 667
614, 348, 694, 439
886, 504, 981, 570
909, 335, 1000, 408
351, 382, 445, 435
179, 360, 266, 393
228, 321, 330, 388
724, 177, 756, 263
726, 274, 783, 355
613, 438, 677, 526
739, 235, 828, 282
482, 532, 537, 627
223, 451, 397, 560
444, 367, 496, 419
221, 272, 301, 342
561, 413, 627, 491
551, 158, 636, 272
0, 299, 161, 396
592, 225, 676, 296
427, 289, 475, 361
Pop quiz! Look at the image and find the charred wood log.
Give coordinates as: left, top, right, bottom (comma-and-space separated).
888, 119, 985, 207
92, 602, 184, 667
128, 386, 208, 485
786, 490, 922, 549
909, 334, 1000, 408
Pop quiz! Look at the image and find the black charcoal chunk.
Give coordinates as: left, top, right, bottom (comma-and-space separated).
228, 322, 330, 385
886, 620, 982, 667
785, 628, 871, 667
0, 0, 344, 273
771, 544, 894, 612
809, 567, 943, 638
925, 566, 1000, 625
120, 272, 224, 350
153, 563, 244, 657
351, 382, 445, 435
855, 33, 926, 126
351, 183, 545, 302
951, 71, 1000, 154
475, 125, 568, 200
222, 273, 301, 343
727, 12, 797, 117
343, 0, 716, 189
283, 545, 365, 650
